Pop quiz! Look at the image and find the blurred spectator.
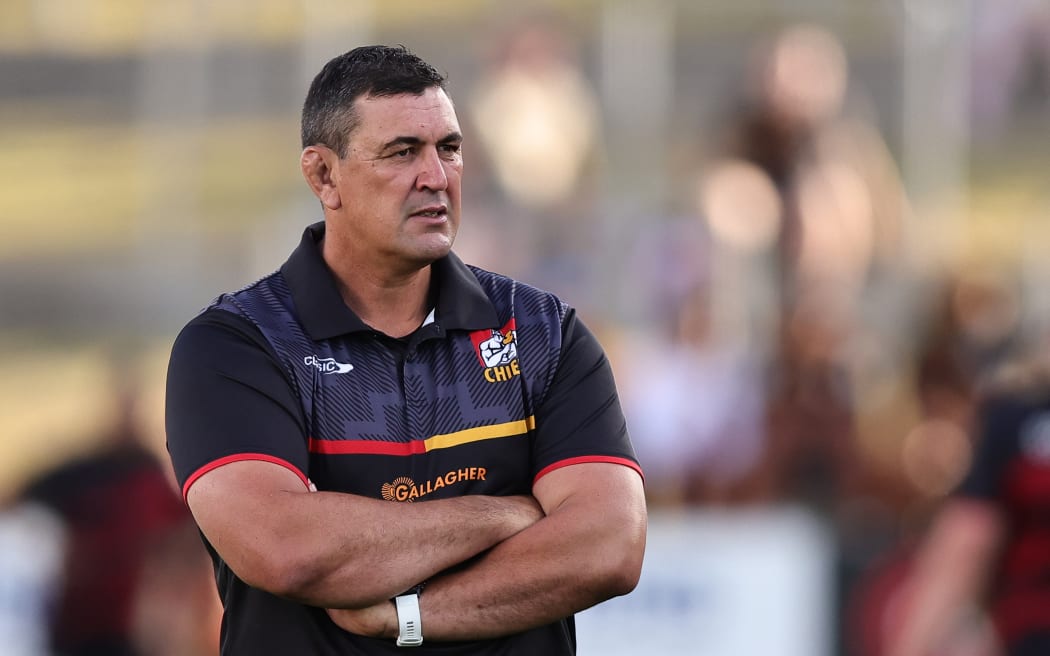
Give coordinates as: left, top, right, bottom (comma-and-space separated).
621, 284, 767, 505
877, 338, 1050, 656
625, 23, 914, 513
15, 382, 217, 656
843, 269, 1027, 656
130, 518, 222, 656
469, 17, 600, 212
755, 287, 863, 511
704, 22, 906, 314
685, 23, 915, 514
466, 16, 604, 307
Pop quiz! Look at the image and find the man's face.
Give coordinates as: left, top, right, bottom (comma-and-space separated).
331, 87, 463, 270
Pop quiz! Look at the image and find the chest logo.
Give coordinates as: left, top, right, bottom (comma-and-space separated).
469, 320, 520, 384
381, 468, 488, 502
304, 355, 354, 375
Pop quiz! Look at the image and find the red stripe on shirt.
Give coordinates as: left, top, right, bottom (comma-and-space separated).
308, 437, 427, 456
181, 453, 309, 502
533, 456, 645, 485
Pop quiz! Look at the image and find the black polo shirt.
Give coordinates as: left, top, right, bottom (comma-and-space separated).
166, 222, 642, 655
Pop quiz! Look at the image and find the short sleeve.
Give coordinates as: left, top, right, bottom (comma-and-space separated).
530, 310, 643, 483
165, 309, 310, 501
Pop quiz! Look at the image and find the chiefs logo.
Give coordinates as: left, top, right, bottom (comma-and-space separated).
469, 319, 520, 384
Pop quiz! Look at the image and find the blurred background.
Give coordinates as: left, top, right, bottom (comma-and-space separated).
1, 1, 1048, 654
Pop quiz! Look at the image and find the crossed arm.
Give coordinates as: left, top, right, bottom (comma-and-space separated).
187, 460, 544, 607
187, 458, 646, 638
328, 461, 647, 640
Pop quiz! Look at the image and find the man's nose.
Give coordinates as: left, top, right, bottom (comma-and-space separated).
415, 147, 448, 191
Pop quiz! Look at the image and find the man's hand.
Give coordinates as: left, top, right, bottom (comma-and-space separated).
400, 463, 646, 641
326, 602, 397, 639
323, 494, 543, 638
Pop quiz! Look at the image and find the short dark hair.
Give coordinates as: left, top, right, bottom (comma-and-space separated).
301, 45, 447, 156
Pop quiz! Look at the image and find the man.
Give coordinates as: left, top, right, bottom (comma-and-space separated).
165, 45, 646, 654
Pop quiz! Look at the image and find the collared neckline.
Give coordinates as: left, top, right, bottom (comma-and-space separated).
280, 222, 499, 341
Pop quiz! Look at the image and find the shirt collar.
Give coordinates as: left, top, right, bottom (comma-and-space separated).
280, 222, 499, 341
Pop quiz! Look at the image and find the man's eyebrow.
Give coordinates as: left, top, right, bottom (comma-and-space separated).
379, 136, 423, 151
378, 132, 463, 151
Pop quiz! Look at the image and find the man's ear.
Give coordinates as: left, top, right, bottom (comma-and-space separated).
300, 145, 342, 210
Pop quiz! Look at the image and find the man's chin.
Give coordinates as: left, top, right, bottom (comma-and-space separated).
406, 237, 454, 266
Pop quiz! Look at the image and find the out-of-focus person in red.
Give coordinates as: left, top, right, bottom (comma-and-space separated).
16, 382, 218, 656
883, 344, 1050, 656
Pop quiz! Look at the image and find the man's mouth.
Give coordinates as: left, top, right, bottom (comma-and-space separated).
410, 206, 447, 219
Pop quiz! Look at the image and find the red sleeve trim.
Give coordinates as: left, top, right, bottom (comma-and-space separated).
181, 453, 309, 503
533, 456, 645, 485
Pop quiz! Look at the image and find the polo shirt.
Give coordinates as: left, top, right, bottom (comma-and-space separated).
165, 222, 642, 655
955, 390, 1050, 651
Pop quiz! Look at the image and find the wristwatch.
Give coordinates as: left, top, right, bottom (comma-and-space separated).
394, 591, 423, 647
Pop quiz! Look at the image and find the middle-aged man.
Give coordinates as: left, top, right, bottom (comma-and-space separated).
165, 44, 647, 654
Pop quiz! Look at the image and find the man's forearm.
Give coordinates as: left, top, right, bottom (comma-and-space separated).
415, 471, 646, 640
188, 461, 543, 609
280, 491, 545, 607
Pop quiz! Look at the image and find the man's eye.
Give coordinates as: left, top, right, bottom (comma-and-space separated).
392, 148, 412, 157
440, 144, 461, 154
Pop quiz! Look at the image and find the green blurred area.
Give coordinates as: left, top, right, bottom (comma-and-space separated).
0, 113, 299, 257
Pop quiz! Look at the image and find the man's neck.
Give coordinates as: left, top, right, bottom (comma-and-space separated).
322, 240, 433, 339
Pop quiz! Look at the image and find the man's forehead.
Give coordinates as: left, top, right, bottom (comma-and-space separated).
356, 89, 457, 121
352, 90, 460, 144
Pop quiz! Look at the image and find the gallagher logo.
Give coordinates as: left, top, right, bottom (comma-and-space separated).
469, 319, 519, 384
381, 468, 488, 502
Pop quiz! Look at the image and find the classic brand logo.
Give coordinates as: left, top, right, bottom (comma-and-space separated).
469, 319, 520, 384
304, 355, 353, 374
381, 467, 488, 502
